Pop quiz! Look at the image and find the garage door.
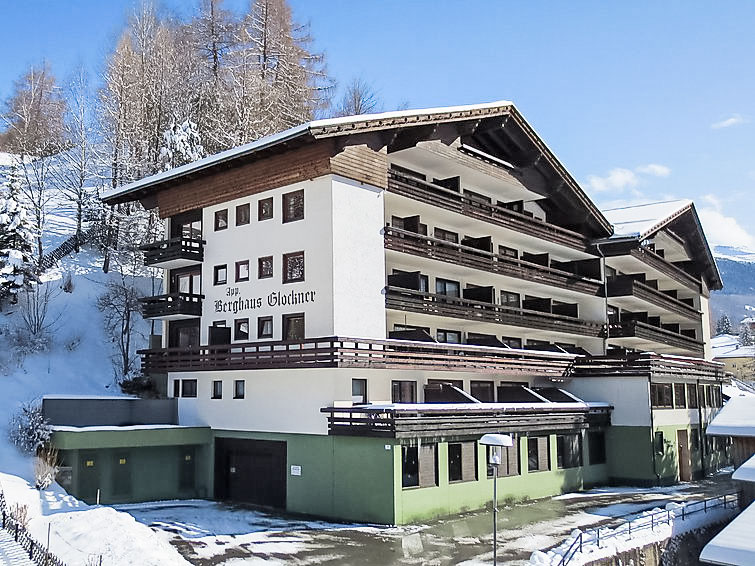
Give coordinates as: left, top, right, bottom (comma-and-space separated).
214, 438, 287, 509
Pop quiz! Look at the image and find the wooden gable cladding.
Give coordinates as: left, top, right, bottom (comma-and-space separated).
153, 138, 388, 218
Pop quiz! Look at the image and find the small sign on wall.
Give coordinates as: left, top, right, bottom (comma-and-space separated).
291, 465, 302, 476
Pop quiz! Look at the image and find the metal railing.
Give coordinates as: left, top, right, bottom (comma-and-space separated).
556, 491, 739, 566
0, 486, 69, 566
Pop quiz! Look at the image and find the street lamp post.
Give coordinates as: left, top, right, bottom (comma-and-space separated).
480, 433, 513, 566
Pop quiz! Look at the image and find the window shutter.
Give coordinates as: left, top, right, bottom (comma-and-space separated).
461, 442, 477, 481
418, 444, 437, 487
537, 437, 550, 472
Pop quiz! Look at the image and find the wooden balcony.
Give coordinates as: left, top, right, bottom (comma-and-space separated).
140, 292, 203, 320
140, 236, 204, 269
629, 247, 702, 294
384, 227, 603, 296
572, 352, 725, 382
385, 286, 604, 338
139, 336, 578, 375
607, 320, 705, 357
606, 276, 701, 321
387, 170, 589, 252
321, 403, 611, 439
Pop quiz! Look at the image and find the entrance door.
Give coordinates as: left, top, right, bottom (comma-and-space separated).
215, 438, 287, 508
112, 452, 131, 498
78, 452, 99, 503
677, 429, 691, 482
169, 320, 200, 348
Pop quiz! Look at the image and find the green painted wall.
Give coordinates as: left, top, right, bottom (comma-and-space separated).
393, 435, 608, 525
606, 426, 654, 483
213, 431, 396, 524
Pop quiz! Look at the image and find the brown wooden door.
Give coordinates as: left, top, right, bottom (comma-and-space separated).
677, 429, 691, 482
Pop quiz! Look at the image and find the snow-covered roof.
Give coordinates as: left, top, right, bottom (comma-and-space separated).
706, 396, 755, 437
723, 380, 755, 399
102, 100, 515, 203
714, 346, 755, 359
732, 454, 755, 483
700, 500, 755, 566
602, 199, 692, 240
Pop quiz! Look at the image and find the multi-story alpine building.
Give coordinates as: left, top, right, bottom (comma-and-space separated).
47, 101, 728, 524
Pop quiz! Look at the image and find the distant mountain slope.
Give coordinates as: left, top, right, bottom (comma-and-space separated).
710, 245, 755, 323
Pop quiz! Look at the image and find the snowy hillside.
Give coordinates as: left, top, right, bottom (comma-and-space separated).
713, 245, 755, 264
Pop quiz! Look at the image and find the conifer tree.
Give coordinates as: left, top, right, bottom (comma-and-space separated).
715, 314, 732, 335
739, 324, 753, 347
0, 165, 37, 304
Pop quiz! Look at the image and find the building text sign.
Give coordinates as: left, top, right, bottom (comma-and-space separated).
214, 289, 316, 315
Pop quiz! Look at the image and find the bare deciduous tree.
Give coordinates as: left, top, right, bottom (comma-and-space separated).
335, 77, 381, 117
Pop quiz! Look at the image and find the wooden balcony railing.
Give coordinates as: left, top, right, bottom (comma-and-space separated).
387, 170, 589, 251
384, 226, 603, 296
321, 403, 611, 439
572, 352, 725, 381
606, 276, 701, 321
607, 320, 705, 357
140, 236, 204, 267
139, 292, 203, 319
139, 336, 578, 375
385, 286, 605, 338
629, 247, 702, 294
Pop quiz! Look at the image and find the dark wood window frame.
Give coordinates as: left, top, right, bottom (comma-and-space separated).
436, 278, 460, 297
213, 264, 228, 286
258, 256, 273, 279
283, 189, 304, 223
258, 197, 273, 221
214, 209, 228, 231
234, 318, 250, 341
257, 316, 273, 339
234, 379, 245, 399
282, 312, 305, 341
437, 329, 462, 343
235, 260, 250, 282
391, 380, 417, 403
283, 251, 305, 283
211, 380, 222, 399
181, 379, 197, 398
236, 203, 250, 226
556, 433, 583, 469
352, 378, 368, 404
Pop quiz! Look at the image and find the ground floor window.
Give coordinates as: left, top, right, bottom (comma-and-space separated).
352, 378, 367, 404
283, 313, 305, 340
557, 433, 583, 469
470, 380, 494, 402
234, 379, 245, 399
448, 441, 477, 482
212, 380, 222, 399
654, 431, 664, 455
402, 444, 438, 488
588, 431, 606, 465
690, 428, 700, 452
527, 436, 550, 472
181, 379, 197, 398
487, 436, 519, 477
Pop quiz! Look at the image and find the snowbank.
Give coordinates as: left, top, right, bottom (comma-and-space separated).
0, 472, 190, 565
529, 497, 737, 565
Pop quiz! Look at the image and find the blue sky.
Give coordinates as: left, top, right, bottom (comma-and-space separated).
2, 0, 754, 249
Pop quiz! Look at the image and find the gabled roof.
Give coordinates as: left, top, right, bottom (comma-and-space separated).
732, 454, 755, 483
700, 500, 755, 566
706, 396, 755, 437
102, 100, 613, 237
601, 199, 723, 291
603, 199, 692, 240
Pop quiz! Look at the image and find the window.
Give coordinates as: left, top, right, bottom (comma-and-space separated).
654, 431, 664, 455
690, 428, 700, 452
214, 209, 228, 231
234, 380, 245, 399
173, 379, 180, 398
650, 383, 673, 408
392, 380, 417, 403
235, 260, 250, 282
212, 380, 222, 399
699, 384, 708, 408
588, 431, 606, 465
437, 329, 461, 343
213, 264, 227, 285
673, 383, 687, 409
499, 245, 518, 259
447, 442, 477, 483
487, 438, 519, 477
181, 379, 197, 398
283, 251, 305, 283
258, 256, 273, 279
436, 278, 460, 297
528, 436, 549, 472
500, 291, 520, 309
352, 378, 367, 404
258, 197, 273, 221
402, 446, 419, 488
556, 434, 583, 469
283, 189, 304, 223
257, 316, 273, 339
234, 318, 249, 341
471, 381, 494, 402
434, 227, 459, 243
283, 313, 304, 340
705, 385, 713, 408
687, 383, 699, 408
236, 203, 250, 226
713, 385, 722, 408
171, 267, 201, 295
501, 336, 523, 349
